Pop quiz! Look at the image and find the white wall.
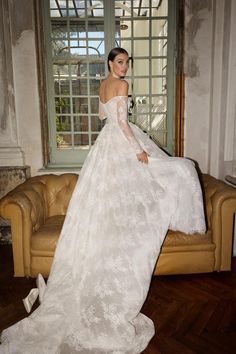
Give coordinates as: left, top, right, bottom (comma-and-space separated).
184, 0, 236, 255
0, 0, 43, 176
12, 29, 43, 176
184, 0, 236, 180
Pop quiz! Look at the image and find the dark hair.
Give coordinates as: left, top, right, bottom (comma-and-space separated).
107, 47, 129, 72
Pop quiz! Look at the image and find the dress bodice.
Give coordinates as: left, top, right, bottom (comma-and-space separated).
99, 95, 143, 154
100, 95, 128, 124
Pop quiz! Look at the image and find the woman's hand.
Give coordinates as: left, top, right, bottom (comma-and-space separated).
136, 151, 149, 164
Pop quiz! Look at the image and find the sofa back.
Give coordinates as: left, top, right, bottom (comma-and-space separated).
22, 173, 78, 217
201, 174, 231, 230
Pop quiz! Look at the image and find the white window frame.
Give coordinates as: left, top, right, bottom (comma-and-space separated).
42, 0, 177, 167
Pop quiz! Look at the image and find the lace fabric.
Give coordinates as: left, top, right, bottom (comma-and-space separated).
0, 95, 206, 354
116, 96, 143, 154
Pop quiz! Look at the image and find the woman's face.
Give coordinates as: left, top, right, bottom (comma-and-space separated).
109, 53, 129, 78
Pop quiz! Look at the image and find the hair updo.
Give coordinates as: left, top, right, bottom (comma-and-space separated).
107, 47, 129, 72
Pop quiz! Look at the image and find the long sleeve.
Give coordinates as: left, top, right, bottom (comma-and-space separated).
117, 96, 143, 154
99, 100, 107, 121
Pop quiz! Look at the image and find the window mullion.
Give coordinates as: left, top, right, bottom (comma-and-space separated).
104, 0, 116, 73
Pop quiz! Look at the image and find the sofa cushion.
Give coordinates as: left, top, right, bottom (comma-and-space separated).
162, 230, 215, 253
31, 215, 214, 257
31, 215, 65, 256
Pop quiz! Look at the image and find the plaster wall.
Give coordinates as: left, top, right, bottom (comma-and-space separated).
0, 0, 24, 165
184, 0, 212, 173
10, 0, 43, 176
184, 0, 236, 180
184, 0, 236, 255
0, 0, 42, 175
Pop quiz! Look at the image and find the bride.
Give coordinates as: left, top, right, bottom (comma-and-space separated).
0, 47, 206, 354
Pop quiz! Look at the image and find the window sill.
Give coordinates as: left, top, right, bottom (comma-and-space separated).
225, 175, 236, 187
38, 165, 82, 175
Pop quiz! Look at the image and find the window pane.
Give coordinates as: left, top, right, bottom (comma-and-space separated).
133, 59, 149, 76
134, 40, 149, 57
52, 40, 69, 57
90, 79, 100, 95
52, 21, 67, 38
115, 20, 131, 41
73, 98, 88, 113
134, 79, 149, 94
72, 79, 87, 95
89, 62, 105, 77
154, 0, 168, 16
152, 39, 167, 56
88, 40, 105, 56
133, 21, 149, 37
115, 1, 131, 17
152, 58, 167, 76
88, 22, 104, 38
87, 2, 104, 17
56, 133, 72, 148
90, 97, 99, 113
70, 40, 87, 56
67, 0, 84, 17
74, 116, 88, 132
152, 78, 167, 94
56, 116, 71, 132
55, 97, 71, 113
152, 96, 167, 113
93, 9, 104, 17
151, 113, 167, 130
54, 64, 70, 95
71, 63, 87, 78
152, 19, 168, 37
74, 134, 89, 147
50, 9, 61, 18
55, 79, 70, 95
69, 22, 86, 39
135, 96, 150, 106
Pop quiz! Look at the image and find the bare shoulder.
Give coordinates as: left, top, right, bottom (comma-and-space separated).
117, 79, 129, 96
99, 79, 106, 95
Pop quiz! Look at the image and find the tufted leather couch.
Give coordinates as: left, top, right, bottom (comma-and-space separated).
0, 173, 236, 277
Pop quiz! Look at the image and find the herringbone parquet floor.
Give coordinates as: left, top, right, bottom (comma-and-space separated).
1, 244, 236, 353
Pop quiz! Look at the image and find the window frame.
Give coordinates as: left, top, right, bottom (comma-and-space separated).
36, 0, 183, 168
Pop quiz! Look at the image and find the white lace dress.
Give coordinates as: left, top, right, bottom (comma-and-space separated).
0, 96, 206, 354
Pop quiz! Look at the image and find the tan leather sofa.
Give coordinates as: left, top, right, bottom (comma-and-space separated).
0, 173, 236, 277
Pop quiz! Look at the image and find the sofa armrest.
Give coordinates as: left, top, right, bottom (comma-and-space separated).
202, 174, 236, 271
0, 183, 47, 276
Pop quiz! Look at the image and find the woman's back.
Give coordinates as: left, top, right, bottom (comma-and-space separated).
99, 76, 128, 103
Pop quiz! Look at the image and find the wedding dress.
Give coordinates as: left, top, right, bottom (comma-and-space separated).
0, 96, 206, 354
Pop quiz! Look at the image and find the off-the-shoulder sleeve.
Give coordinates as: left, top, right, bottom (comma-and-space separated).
99, 100, 107, 120
117, 96, 143, 154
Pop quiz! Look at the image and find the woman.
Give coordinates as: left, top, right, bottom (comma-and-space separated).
0, 48, 206, 354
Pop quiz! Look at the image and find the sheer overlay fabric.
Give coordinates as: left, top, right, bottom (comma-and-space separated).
0, 96, 206, 354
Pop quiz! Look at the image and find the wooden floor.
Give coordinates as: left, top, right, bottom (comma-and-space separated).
1, 244, 236, 354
